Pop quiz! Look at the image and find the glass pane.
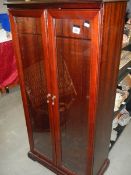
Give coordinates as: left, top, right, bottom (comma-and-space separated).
15, 17, 52, 160
55, 19, 91, 174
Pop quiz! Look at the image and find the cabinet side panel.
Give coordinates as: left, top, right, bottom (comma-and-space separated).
93, 2, 126, 175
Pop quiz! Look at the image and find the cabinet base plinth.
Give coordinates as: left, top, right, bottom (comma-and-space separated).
98, 159, 110, 175
28, 151, 110, 175
27, 151, 67, 175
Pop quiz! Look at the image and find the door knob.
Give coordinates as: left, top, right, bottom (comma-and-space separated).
47, 93, 51, 103
52, 95, 56, 105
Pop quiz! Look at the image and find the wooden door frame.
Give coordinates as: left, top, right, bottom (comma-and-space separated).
47, 9, 101, 175
9, 9, 57, 166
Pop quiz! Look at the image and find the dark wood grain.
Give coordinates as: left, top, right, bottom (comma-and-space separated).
40, 10, 58, 165
9, 10, 35, 152
56, 37, 91, 97
93, 2, 127, 175
87, 9, 100, 175
47, 9, 100, 175
7, 1, 126, 175
15, 17, 41, 34
9, 9, 57, 167
6, 3, 102, 9
56, 19, 91, 40
4, 0, 126, 5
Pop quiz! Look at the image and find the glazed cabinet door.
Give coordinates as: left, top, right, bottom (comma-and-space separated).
47, 9, 100, 175
9, 10, 56, 164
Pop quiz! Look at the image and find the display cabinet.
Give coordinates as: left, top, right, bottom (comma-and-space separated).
4, 0, 126, 174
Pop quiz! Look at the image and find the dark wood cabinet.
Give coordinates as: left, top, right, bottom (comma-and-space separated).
5, 0, 126, 174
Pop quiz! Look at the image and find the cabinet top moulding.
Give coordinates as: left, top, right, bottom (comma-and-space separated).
4, 0, 126, 5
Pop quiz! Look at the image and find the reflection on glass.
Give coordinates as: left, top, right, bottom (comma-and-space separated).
56, 19, 91, 175
16, 17, 52, 159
